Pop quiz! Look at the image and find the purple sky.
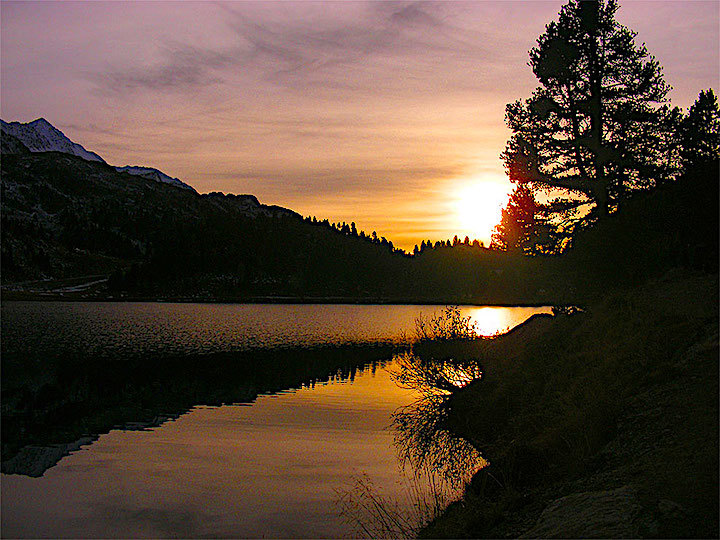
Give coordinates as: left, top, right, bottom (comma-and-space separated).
2, 1, 718, 249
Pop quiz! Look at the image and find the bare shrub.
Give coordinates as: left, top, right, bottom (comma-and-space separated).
414, 306, 478, 342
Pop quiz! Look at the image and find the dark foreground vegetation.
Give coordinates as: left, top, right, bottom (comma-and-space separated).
393, 157, 718, 537
403, 0, 720, 524
405, 161, 718, 537
415, 271, 717, 538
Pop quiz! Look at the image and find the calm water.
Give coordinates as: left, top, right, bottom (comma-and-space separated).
1, 302, 550, 538
1, 302, 549, 357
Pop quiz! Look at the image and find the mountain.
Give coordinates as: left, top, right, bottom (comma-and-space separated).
0, 118, 195, 191
0, 148, 414, 299
0, 118, 106, 162
0, 132, 30, 155
115, 165, 195, 191
0, 133, 555, 303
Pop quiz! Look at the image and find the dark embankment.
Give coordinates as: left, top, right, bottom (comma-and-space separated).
420, 272, 717, 538
418, 162, 719, 537
559, 160, 719, 300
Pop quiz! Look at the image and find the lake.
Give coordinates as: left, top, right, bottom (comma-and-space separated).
1, 302, 550, 538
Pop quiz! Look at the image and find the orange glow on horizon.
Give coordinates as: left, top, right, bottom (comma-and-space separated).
284, 175, 514, 252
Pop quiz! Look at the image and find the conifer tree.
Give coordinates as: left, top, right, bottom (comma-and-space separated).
503, 0, 673, 218
680, 89, 720, 170
491, 184, 540, 253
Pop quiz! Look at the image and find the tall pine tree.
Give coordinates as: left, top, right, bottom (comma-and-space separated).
502, 0, 673, 219
490, 184, 541, 254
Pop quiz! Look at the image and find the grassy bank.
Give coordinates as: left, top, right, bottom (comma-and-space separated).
418, 270, 718, 538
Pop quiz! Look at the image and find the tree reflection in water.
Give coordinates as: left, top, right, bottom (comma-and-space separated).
391, 351, 486, 486
338, 350, 486, 538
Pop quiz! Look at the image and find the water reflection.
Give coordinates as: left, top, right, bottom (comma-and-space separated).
464, 306, 551, 336
337, 348, 487, 538
391, 352, 485, 486
2, 359, 417, 539
1, 302, 547, 538
337, 470, 454, 539
3, 302, 549, 361
2, 345, 395, 477
393, 350, 482, 395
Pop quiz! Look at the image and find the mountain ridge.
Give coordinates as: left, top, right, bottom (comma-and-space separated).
0, 117, 196, 192
0, 146, 422, 301
1, 118, 106, 163
0, 148, 328, 288
114, 165, 195, 191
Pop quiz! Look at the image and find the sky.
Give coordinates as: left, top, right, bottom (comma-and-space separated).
2, 1, 718, 250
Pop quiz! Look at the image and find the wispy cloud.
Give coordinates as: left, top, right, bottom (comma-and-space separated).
89, 43, 235, 94
89, 1, 486, 98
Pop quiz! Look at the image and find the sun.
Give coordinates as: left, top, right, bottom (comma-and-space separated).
454, 181, 511, 244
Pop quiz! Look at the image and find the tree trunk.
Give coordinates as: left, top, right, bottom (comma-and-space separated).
595, 184, 609, 216
586, 1, 607, 215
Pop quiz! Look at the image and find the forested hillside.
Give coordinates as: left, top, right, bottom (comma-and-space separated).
1, 136, 411, 299
2, 131, 716, 303
0, 132, 538, 302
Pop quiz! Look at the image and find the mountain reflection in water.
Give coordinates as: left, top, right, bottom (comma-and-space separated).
2, 357, 416, 538
1, 302, 549, 538
2, 345, 395, 477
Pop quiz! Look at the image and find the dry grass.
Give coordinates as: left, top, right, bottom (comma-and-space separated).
414, 306, 479, 341
336, 471, 465, 539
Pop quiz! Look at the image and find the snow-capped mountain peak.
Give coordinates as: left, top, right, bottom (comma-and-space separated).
115, 165, 195, 192
1, 117, 196, 192
0, 118, 106, 163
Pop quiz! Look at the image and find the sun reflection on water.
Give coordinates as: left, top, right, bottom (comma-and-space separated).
463, 306, 550, 337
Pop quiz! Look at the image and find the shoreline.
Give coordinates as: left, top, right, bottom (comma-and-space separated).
0, 289, 557, 308
418, 270, 719, 538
